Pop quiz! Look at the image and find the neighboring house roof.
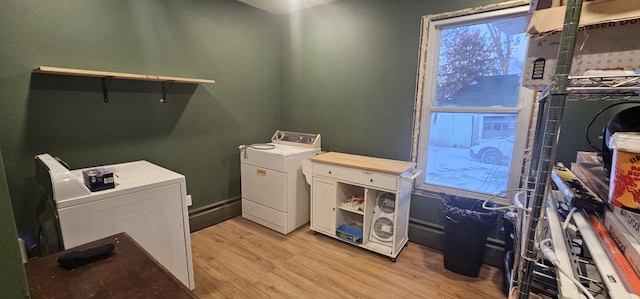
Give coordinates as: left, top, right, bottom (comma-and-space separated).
445, 74, 520, 107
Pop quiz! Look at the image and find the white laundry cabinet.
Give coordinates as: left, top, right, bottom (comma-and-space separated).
35, 154, 194, 290
304, 152, 419, 261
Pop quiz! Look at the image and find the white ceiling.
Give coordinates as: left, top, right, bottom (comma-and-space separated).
236, 0, 338, 14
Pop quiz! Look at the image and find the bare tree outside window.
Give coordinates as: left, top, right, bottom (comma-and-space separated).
436, 24, 523, 107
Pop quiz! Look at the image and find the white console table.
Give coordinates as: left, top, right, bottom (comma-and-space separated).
304, 152, 419, 261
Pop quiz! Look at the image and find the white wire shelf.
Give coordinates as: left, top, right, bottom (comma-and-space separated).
538, 74, 640, 101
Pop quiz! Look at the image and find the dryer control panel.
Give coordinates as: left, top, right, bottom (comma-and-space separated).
271, 130, 321, 148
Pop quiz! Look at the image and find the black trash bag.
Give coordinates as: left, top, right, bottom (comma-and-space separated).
440, 193, 498, 277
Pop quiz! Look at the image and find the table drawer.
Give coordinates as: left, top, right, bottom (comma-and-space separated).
350, 170, 397, 191
313, 163, 397, 191
313, 163, 352, 181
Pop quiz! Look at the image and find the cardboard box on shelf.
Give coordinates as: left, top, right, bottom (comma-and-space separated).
527, 0, 640, 35
522, 0, 640, 90
576, 151, 602, 165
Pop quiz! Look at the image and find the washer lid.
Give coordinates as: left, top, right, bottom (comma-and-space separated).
53, 160, 185, 209
245, 143, 320, 157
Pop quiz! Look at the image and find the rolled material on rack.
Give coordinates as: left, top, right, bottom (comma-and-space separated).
588, 214, 640, 295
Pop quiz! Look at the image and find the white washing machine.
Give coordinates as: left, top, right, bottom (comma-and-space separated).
34, 154, 194, 290
240, 130, 321, 234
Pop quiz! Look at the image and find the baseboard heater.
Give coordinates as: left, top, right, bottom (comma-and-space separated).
188, 197, 242, 232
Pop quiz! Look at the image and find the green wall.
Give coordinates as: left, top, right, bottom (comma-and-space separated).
0, 151, 29, 298
280, 0, 509, 237
280, 0, 615, 246
281, 0, 508, 159
556, 101, 615, 165
1, 0, 281, 239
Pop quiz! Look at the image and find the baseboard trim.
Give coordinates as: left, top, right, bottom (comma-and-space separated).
408, 218, 504, 268
189, 197, 242, 232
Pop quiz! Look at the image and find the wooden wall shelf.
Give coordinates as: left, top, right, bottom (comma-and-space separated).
33, 66, 215, 103
33, 66, 215, 84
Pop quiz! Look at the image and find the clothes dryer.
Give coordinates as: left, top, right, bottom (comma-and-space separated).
240, 130, 321, 234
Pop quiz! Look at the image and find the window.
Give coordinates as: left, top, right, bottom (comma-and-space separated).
412, 4, 534, 204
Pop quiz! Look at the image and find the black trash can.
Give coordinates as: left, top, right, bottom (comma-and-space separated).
502, 212, 516, 295
440, 193, 498, 277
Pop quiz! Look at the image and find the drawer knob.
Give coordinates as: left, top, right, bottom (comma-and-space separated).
328, 171, 332, 174
370, 179, 374, 183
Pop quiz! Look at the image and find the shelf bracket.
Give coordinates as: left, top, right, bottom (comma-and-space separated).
101, 77, 112, 103
160, 81, 174, 103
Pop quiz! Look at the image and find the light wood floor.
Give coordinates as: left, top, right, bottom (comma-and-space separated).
190, 217, 506, 298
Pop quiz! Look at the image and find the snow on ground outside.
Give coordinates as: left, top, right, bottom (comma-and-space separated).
426, 145, 510, 195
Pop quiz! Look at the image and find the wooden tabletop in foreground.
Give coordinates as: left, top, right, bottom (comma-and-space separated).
25, 232, 194, 299
309, 152, 415, 175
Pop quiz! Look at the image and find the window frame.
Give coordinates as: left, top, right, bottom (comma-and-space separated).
411, 3, 534, 204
